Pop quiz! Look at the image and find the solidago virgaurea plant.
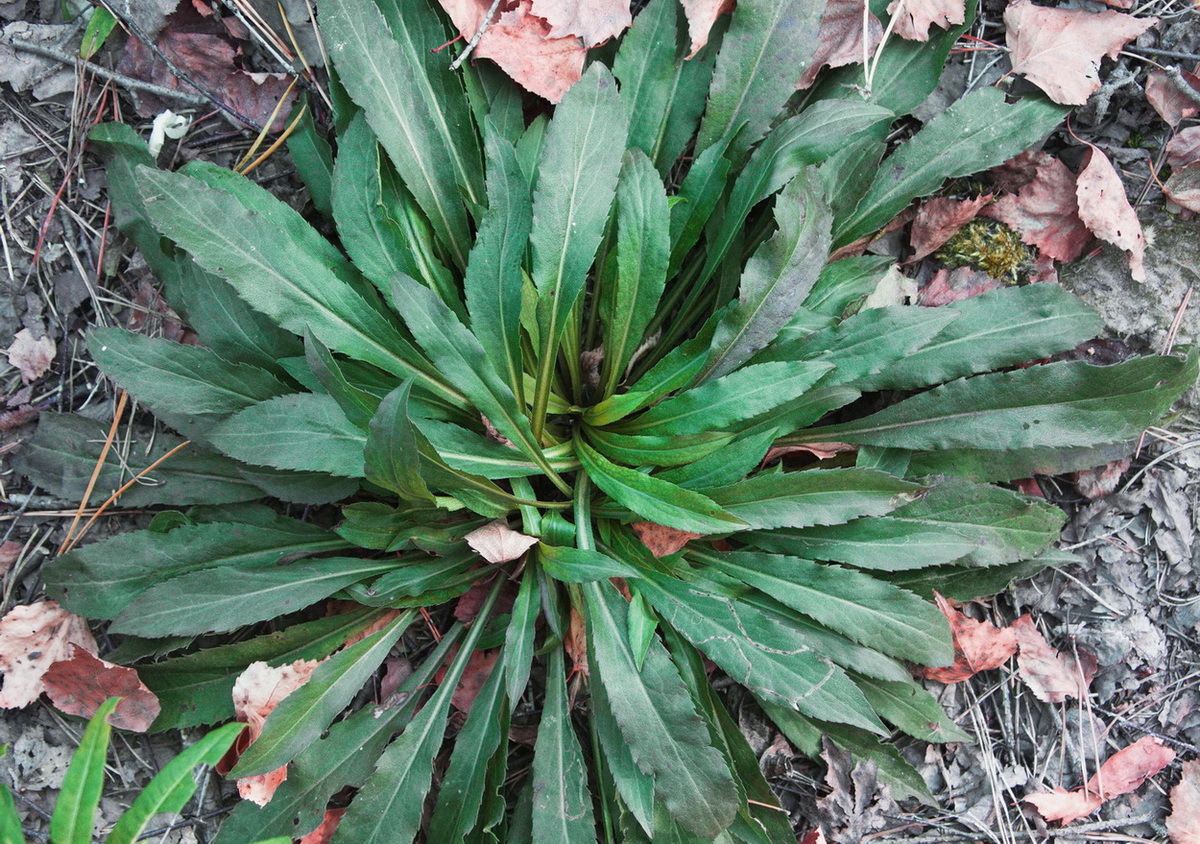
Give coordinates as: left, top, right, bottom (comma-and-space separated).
21, 0, 1196, 840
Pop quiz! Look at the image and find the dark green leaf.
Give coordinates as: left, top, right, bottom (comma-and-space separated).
365, 380, 434, 501
50, 698, 118, 844
538, 545, 643, 583
505, 564, 540, 704
531, 647, 597, 843
657, 430, 777, 491
904, 440, 1138, 483
287, 97, 334, 217
585, 427, 734, 467
882, 547, 1072, 601
852, 674, 971, 742
709, 468, 918, 530
803, 255, 894, 316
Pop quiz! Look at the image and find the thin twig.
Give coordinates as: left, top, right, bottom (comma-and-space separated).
449, 0, 504, 71
0, 36, 207, 106
1127, 46, 1200, 62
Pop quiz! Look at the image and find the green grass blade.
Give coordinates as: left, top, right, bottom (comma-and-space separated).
50, 697, 119, 844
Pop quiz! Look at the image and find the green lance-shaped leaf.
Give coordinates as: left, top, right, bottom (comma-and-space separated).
107, 721, 245, 844
599, 150, 670, 397
696, 0, 827, 165
319, 0, 480, 267
391, 274, 568, 494
304, 332, 381, 429
0, 766, 22, 844
538, 545, 644, 583
584, 579, 739, 837
657, 429, 778, 491
668, 139, 732, 274
44, 513, 343, 620
636, 568, 885, 733
427, 649, 510, 843
111, 557, 397, 637
585, 428, 734, 468
465, 126, 532, 401
286, 97, 334, 218
506, 563, 540, 704
834, 88, 1070, 247
134, 167, 458, 406
365, 379, 434, 503
532, 646, 598, 843
576, 438, 746, 534
853, 283, 1106, 392
852, 674, 971, 743
747, 477, 1065, 570
333, 581, 502, 844
418, 418, 578, 478
139, 609, 385, 731
693, 549, 952, 666
529, 63, 627, 433
89, 328, 290, 439
622, 360, 833, 435
215, 626, 466, 843
207, 393, 366, 478
701, 169, 833, 382
708, 468, 919, 530
50, 697, 120, 844
231, 611, 415, 777
799, 350, 1199, 451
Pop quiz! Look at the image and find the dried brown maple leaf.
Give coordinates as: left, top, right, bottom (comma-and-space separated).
1076, 142, 1147, 281
679, 0, 734, 57
1168, 758, 1200, 844
1011, 614, 1097, 703
42, 646, 161, 732
1025, 787, 1103, 824
1146, 66, 1200, 127
466, 520, 538, 563
1165, 162, 1200, 213
1027, 736, 1175, 824
923, 592, 1017, 683
908, 195, 991, 261
0, 600, 98, 709
631, 521, 702, 557
985, 153, 1091, 263
798, 0, 883, 89
1005, 0, 1157, 105
886, 0, 965, 42
6, 328, 55, 384
530, 0, 631, 46
439, 0, 586, 102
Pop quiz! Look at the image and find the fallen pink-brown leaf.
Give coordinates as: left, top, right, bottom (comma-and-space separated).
0, 600, 98, 709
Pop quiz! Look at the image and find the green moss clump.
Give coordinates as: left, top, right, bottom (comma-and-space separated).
936, 218, 1034, 283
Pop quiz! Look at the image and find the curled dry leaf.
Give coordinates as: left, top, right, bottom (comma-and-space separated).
341, 608, 404, 648
679, 0, 735, 57
298, 807, 346, 844
763, 442, 857, 464
1072, 457, 1131, 500
1004, 0, 1157, 106
530, 0, 631, 46
631, 521, 702, 557
1164, 162, 1200, 213
1167, 126, 1200, 170
1011, 614, 1097, 703
908, 195, 992, 261
1146, 66, 1200, 127
923, 592, 1017, 683
917, 268, 1001, 307
226, 659, 322, 805
438, 0, 586, 102
798, 0, 884, 89
6, 328, 55, 384
465, 520, 538, 563
1027, 736, 1176, 824
565, 605, 588, 678
885, 0, 965, 42
1076, 143, 1147, 282
985, 153, 1091, 263
0, 600, 98, 709
1168, 758, 1200, 844
42, 646, 161, 732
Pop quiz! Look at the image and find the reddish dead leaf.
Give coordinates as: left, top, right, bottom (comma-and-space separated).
798, 0, 884, 89
1025, 787, 1103, 824
1167, 127, 1200, 170
565, 605, 588, 678
439, 0, 585, 102
1165, 162, 1200, 212
923, 593, 1017, 683
378, 656, 412, 703
116, 7, 296, 130
1167, 758, 1200, 844
465, 520, 538, 563
631, 521, 701, 557
1073, 457, 1131, 500
451, 648, 500, 713
341, 609, 404, 648
800, 830, 829, 844
1004, 0, 1157, 106
985, 154, 1091, 263
6, 328, 55, 384
1076, 143, 1147, 281
1011, 614, 1097, 703
908, 195, 992, 261
530, 0, 631, 46
763, 442, 857, 465
679, 0, 734, 57
917, 268, 1002, 307
42, 646, 161, 732
453, 575, 515, 623
0, 541, 20, 577
0, 601, 98, 709
0, 405, 39, 432
1029, 254, 1059, 285
1146, 66, 1200, 127
990, 150, 1045, 194
1088, 736, 1175, 799
1014, 477, 1045, 498
225, 659, 321, 805
886, 0, 965, 42
298, 807, 345, 844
